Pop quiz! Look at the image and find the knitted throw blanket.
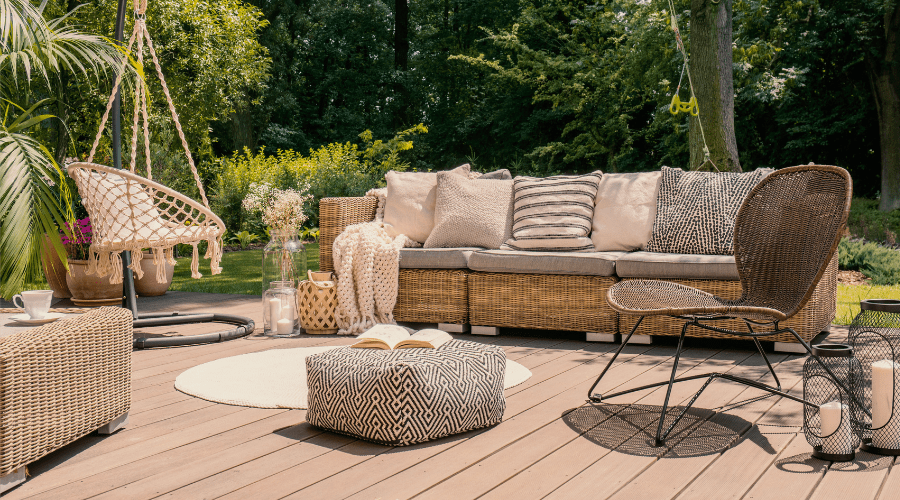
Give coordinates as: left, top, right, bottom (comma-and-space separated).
332, 190, 418, 335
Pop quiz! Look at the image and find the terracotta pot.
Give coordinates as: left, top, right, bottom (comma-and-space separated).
134, 255, 175, 297
41, 236, 71, 298
65, 260, 123, 306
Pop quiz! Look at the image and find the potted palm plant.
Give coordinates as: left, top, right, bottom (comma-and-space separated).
0, 0, 128, 300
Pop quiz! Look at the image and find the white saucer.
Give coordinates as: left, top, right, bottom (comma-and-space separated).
7, 312, 66, 325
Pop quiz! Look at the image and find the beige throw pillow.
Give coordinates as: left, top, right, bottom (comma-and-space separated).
501, 171, 603, 252
590, 171, 662, 251
383, 164, 470, 244
424, 173, 514, 249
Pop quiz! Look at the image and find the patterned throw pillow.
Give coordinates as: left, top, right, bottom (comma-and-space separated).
646, 166, 774, 255
424, 173, 514, 249
501, 172, 603, 252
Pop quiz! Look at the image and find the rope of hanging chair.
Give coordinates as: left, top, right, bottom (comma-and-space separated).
666, 0, 719, 172
86, 0, 210, 207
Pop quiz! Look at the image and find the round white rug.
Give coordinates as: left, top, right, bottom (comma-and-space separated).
175, 346, 533, 409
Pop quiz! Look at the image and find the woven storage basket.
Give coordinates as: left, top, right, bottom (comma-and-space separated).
618, 255, 838, 343
469, 272, 618, 333
319, 197, 377, 273
298, 271, 339, 334
394, 269, 469, 324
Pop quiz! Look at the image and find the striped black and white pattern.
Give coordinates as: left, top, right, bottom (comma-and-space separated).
646, 166, 773, 255
306, 340, 506, 446
501, 171, 603, 252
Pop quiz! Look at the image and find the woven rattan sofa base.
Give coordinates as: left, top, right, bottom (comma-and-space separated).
0, 307, 132, 478
617, 258, 837, 343
468, 272, 618, 333
394, 269, 469, 324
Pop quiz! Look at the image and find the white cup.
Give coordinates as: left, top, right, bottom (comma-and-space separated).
12, 290, 54, 319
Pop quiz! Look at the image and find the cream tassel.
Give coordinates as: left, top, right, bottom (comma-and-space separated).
208, 238, 223, 275
86, 247, 101, 276
190, 243, 202, 279
108, 252, 124, 284
128, 247, 145, 280
153, 247, 167, 284
164, 246, 176, 266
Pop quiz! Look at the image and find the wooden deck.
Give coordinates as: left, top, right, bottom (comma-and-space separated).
3, 291, 899, 499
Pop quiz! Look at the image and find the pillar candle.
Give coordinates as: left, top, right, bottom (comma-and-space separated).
820, 401, 855, 455
276, 317, 293, 335
872, 359, 900, 449
268, 297, 282, 327
281, 304, 294, 322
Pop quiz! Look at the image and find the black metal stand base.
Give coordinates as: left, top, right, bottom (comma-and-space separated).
861, 441, 900, 456
133, 312, 255, 349
812, 447, 855, 462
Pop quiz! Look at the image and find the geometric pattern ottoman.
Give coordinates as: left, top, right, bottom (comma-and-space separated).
306, 340, 506, 446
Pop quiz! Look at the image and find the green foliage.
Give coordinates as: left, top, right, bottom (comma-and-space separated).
299, 227, 319, 243
228, 230, 259, 249
836, 283, 900, 325
838, 238, 900, 285
846, 198, 900, 246
213, 124, 427, 234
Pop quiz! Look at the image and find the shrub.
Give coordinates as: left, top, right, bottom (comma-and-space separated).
838, 238, 900, 285
847, 198, 900, 246
213, 124, 427, 234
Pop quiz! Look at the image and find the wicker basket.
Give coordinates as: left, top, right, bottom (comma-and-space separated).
298, 271, 339, 334
469, 272, 618, 333
394, 269, 469, 324
618, 256, 838, 343
319, 197, 377, 273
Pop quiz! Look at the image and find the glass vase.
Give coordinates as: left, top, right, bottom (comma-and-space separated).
263, 281, 299, 337
262, 227, 307, 289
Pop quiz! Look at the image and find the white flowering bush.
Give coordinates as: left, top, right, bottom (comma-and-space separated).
242, 182, 313, 232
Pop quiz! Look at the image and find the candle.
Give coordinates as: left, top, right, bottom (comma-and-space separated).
820, 401, 855, 455
276, 317, 293, 335
872, 360, 900, 449
268, 297, 282, 327
281, 305, 294, 322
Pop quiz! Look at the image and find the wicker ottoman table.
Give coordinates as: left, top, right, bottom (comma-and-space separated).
306, 340, 506, 446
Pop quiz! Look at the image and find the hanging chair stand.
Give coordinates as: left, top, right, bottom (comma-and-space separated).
79, 0, 254, 349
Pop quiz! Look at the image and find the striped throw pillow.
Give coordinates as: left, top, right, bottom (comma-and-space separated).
501, 172, 603, 252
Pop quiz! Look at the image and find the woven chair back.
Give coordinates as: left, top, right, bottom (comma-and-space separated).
733, 165, 851, 319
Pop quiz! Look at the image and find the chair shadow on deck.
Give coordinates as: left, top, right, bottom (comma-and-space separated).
563, 403, 756, 458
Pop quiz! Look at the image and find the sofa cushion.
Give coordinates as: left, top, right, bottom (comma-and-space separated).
501, 171, 603, 252
468, 249, 625, 276
591, 171, 662, 252
646, 166, 773, 255
399, 247, 481, 269
424, 173, 514, 249
383, 164, 470, 244
615, 251, 739, 280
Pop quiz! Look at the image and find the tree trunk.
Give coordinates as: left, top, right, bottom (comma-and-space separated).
689, 0, 741, 172
870, 3, 900, 211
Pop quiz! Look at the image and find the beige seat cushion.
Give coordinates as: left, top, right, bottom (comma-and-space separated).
424, 173, 514, 249
399, 248, 481, 269
383, 164, 470, 244
615, 251, 739, 280
468, 250, 626, 277
591, 171, 661, 251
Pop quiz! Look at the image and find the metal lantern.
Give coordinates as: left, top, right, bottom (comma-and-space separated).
803, 344, 864, 461
263, 281, 299, 337
849, 299, 900, 456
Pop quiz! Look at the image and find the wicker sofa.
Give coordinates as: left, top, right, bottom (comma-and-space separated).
319, 197, 836, 348
0, 307, 132, 494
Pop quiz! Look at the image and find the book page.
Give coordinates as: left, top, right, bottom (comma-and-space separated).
396, 329, 453, 349
352, 324, 411, 349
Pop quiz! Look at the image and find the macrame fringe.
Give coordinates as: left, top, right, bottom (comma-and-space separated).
108, 252, 124, 284
204, 237, 223, 275
128, 247, 145, 280
164, 247, 176, 266
190, 243, 202, 279
153, 247, 167, 284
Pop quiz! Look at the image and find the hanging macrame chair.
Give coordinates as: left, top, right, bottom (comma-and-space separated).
67, 0, 253, 348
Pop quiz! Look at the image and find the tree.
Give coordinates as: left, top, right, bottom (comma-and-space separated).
689, 0, 741, 172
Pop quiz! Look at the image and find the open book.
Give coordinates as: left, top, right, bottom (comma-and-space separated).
351, 324, 453, 350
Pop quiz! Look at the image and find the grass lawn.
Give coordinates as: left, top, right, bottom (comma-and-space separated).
169, 243, 319, 295
835, 283, 900, 325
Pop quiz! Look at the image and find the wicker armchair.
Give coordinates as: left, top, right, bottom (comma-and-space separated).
589, 165, 853, 446
0, 307, 132, 493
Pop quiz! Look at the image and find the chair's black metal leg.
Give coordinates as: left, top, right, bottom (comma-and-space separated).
753, 337, 782, 391
121, 251, 139, 319
654, 321, 691, 446
588, 316, 644, 402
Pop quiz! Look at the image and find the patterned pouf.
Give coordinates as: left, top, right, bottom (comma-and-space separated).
306, 340, 506, 446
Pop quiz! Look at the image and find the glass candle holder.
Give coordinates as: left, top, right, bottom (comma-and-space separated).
262, 227, 307, 290
263, 281, 298, 337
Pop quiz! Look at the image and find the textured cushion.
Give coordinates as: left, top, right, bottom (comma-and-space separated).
399, 247, 480, 269
306, 340, 506, 446
615, 251, 740, 280
591, 171, 662, 252
468, 249, 625, 276
479, 169, 512, 180
383, 164, 471, 244
646, 167, 773, 255
502, 172, 603, 252
424, 173, 514, 249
